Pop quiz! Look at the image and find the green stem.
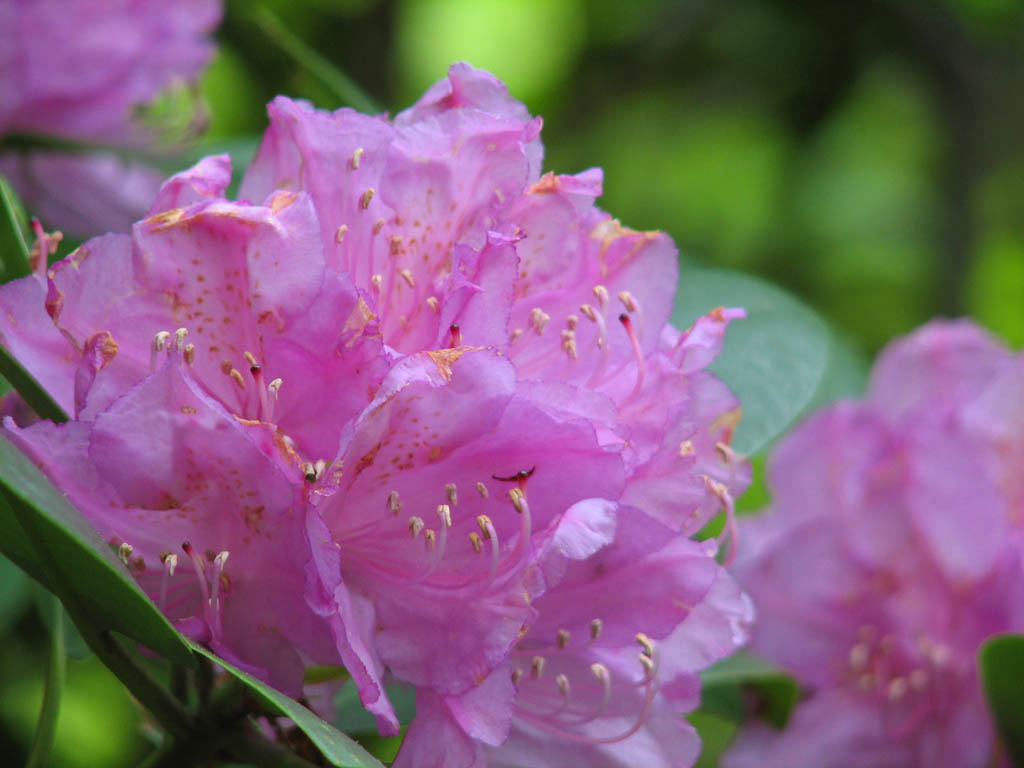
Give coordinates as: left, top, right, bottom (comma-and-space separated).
250, 5, 381, 114
25, 594, 65, 768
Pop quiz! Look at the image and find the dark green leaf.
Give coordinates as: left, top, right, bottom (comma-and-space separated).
0, 174, 31, 281
979, 633, 1024, 766
0, 552, 30, 631
25, 593, 65, 768
191, 643, 386, 768
0, 434, 195, 667
674, 268, 830, 455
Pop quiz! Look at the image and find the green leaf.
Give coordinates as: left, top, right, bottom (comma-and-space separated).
336, 680, 416, 735
979, 633, 1024, 765
0, 345, 69, 423
0, 552, 30, 631
191, 643, 385, 768
701, 652, 801, 729
25, 592, 65, 768
0, 174, 31, 281
673, 268, 830, 455
0, 434, 195, 668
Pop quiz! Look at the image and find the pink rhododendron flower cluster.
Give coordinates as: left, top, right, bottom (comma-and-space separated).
0, 0, 222, 235
726, 320, 1024, 768
0, 64, 752, 766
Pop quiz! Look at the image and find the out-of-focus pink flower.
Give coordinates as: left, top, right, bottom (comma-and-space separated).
0, 63, 752, 764
725, 320, 1024, 768
0, 0, 221, 235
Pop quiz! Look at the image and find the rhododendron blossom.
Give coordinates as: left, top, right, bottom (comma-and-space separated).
0, 64, 752, 765
725, 320, 1024, 768
0, 0, 222, 234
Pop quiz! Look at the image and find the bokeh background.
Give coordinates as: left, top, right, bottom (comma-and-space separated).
2, 0, 1022, 764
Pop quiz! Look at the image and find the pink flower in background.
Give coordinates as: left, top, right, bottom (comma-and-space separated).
725, 320, 1024, 768
0, 63, 753, 764
0, 0, 222, 235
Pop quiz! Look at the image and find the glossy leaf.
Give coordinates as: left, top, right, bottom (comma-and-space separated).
674, 268, 832, 455
192, 643, 386, 768
979, 633, 1024, 766
0, 434, 195, 667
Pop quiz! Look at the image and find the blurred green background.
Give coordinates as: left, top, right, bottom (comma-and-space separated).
2, 0, 1023, 764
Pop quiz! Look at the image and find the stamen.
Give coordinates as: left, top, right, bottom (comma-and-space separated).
636, 632, 655, 658
361, 188, 375, 209
849, 644, 870, 670
509, 328, 524, 344
561, 329, 578, 360
303, 462, 317, 483
437, 504, 452, 528
314, 459, 326, 480
159, 553, 177, 611
390, 235, 403, 255
592, 284, 609, 309
183, 343, 195, 366
477, 514, 493, 539
118, 543, 133, 567
388, 491, 402, 515
618, 290, 637, 313
555, 673, 571, 699
556, 629, 570, 649
398, 268, 415, 288
580, 304, 598, 322
888, 677, 908, 701
181, 541, 210, 610
509, 487, 525, 514
373, 218, 385, 235
424, 529, 436, 549
512, 668, 524, 684
371, 273, 383, 293
210, 551, 229, 638
408, 516, 425, 538
530, 307, 550, 334
469, 532, 482, 553
173, 327, 189, 351
426, 296, 440, 314
530, 656, 545, 679
350, 147, 364, 170
268, 378, 282, 400
336, 224, 348, 243
679, 440, 696, 457
475, 481, 489, 499
590, 618, 603, 641
244, 351, 259, 368
619, 313, 646, 401
566, 314, 579, 331
703, 475, 738, 566
151, 331, 171, 372
228, 368, 246, 389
